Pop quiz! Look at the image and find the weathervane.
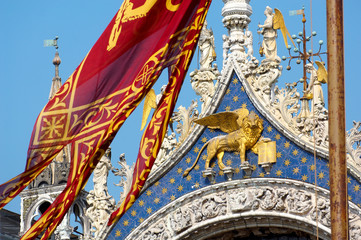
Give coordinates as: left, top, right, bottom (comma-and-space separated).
44, 36, 59, 50
281, 7, 327, 118
44, 36, 62, 99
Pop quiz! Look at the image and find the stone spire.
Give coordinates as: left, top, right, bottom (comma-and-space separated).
49, 40, 62, 100
222, 0, 253, 58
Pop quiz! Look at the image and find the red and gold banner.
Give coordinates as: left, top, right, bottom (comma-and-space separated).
0, 0, 211, 239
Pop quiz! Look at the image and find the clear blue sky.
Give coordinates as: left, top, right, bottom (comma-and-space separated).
0, 0, 360, 214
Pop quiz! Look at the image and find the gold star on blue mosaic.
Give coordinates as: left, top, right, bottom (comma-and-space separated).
194, 182, 200, 188
348, 177, 351, 184
202, 154, 207, 161
318, 172, 325, 179
310, 164, 316, 171
275, 134, 281, 140
241, 103, 247, 109
131, 210, 137, 217
259, 172, 265, 177
284, 159, 290, 166
241, 86, 245, 92
354, 185, 360, 192
162, 188, 168, 194
138, 200, 145, 207
178, 185, 184, 192
177, 168, 183, 174
186, 157, 192, 164
225, 106, 231, 111
154, 197, 160, 204
147, 207, 152, 214
292, 167, 299, 174
226, 89, 231, 95
302, 175, 308, 181
139, 218, 144, 223
267, 126, 273, 132
349, 195, 352, 201
146, 190, 152, 196
252, 164, 257, 170
292, 149, 299, 156
186, 175, 192, 181
194, 147, 200, 153
219, 170, 224, 176
233, 96, 239, 102
123, 220, 129, 226
276, 152, 282, 158
235, 167, 240, 174
284, 142, 290, 149
232, 78, 238, 84
115, 230, 121, 237
170, 195, 176, 201
195, 164, 200, 170
154, 181, 160, 186
169, 178, 175, 184
301, 157, 307, 163
201, 137, 207, 143
226, 159, 232, 166
276, 170, 282, 176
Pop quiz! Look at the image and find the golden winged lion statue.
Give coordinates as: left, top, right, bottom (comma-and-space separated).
183, 108, 265, 177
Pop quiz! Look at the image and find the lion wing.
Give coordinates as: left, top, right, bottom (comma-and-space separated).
194, 108, 249, 133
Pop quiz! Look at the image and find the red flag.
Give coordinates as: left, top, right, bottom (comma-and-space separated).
0, 0, 211, 239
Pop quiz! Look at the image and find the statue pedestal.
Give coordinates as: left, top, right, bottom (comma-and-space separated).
202, 168, 216, 184
223, 166, 234, 181
240, 161, 252, 177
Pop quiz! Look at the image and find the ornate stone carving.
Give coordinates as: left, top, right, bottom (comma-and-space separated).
347, 121, 361, 166
310, 198, 331, 227
188, 193, 227, 222
113, 153, 134, 204
253, 60, 282, 105
229, 189, 258, 212
153, 132, 177, 168
172, 100, 199, 146
86, 148, 116, 238
124, 179, 361, 240
190, 68, 220, 115
168, 208, 192, 234
189, 20, 220, 116
286, 189, 312, 215
141, 220, 171, 240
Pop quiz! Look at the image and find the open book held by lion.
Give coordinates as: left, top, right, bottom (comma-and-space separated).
183, 108, 267, 177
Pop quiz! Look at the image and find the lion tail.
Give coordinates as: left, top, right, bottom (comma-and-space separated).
183, 140, 210, 177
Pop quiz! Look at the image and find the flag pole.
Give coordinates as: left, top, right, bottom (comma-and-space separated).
327, 0, 348, 239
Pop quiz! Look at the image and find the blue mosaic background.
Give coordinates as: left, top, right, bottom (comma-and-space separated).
108, 73, 361, 239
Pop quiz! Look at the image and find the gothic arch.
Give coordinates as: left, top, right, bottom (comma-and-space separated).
123, 178, 361, 240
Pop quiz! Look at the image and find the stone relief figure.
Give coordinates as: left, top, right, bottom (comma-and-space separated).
304, 61, 328, 110
244, 27, 254, 57
258, 6, 279, 61
199, 20, 216, 70
222, 34, 230, 60
154, 132, 177, 167
86, 147, 115, 238
93, 148, 113, 198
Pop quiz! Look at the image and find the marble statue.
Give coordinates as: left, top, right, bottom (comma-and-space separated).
199, 20, 216, 69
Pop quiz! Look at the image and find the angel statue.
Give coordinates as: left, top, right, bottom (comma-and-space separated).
304, 61, 328, 109
183, 108, 265, 177
258, 6, 295, 62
